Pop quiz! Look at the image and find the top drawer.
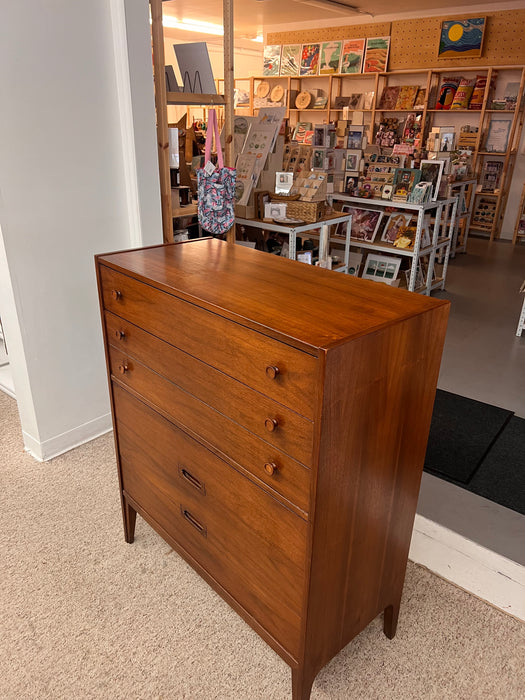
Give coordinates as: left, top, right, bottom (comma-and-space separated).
99, 265, 318, 419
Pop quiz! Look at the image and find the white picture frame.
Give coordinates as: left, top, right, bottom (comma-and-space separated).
362, 253, 401, 285
420, 159, 445, 201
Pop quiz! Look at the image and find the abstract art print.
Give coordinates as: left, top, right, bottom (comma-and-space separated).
300, 44, 320, 76
280, 44, 301, 76
438, 17, 486, 59
263, 45, 281, 76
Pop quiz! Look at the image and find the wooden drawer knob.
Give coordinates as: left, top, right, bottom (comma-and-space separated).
111, 289, 122, 300
264, 462, 279, 476
118, 363, 128, 374
264, 418, 278, 432
115, 329, 125, 340
265, 365, 280, 380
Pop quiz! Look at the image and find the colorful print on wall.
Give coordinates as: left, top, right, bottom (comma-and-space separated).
263, 45, 281, 76
320, 41, 342, 75
438, 17, 486, 59
340, 38, 365, 74
300, 43, 320, 76
363, 36, 390, 73
280, 44, 301, 76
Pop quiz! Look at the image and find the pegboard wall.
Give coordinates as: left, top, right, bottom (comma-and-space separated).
267, 10, 525, 70
266, 22, 392, 47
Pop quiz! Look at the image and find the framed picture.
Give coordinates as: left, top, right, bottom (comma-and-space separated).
363, 36, 390, 73
381, 212, 413, 244
346, 206, 384, 242
438, 17, 486, 59
420, 159, 445, 201
263, 45, 281, 76
485, 119, 512, 153
392, 168, 421, 201
320, 41, 342, 75
344, 173, 359, 194
280, 44, 301, 76
345, 149, 362, 171
340, 38, 365, 74
440, 131, 455, 151
347, 126, 364, 149
300, 43, 320, 76
362, 253, 401, 285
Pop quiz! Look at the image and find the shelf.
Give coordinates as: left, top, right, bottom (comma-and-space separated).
167, 92, 225, 106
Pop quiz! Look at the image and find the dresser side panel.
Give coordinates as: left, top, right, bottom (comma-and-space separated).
304, 302, 449, 671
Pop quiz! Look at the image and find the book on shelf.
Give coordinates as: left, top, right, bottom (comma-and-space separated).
395, 86, 418, 110
378, 86, 400, 110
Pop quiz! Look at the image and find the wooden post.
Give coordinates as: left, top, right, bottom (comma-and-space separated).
150, 0, 173, 243
223, 0, 236, 244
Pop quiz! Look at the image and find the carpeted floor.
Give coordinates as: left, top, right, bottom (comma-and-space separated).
1, 390, 525, 699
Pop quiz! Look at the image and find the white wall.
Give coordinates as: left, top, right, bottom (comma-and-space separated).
0, 0, 161, 459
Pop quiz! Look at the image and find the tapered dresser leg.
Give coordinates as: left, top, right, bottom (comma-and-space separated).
291, 666, 315, 700
123, 499, 137, 544
383, 601, 401, 639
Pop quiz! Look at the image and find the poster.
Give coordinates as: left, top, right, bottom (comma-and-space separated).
340, 38, 365, 74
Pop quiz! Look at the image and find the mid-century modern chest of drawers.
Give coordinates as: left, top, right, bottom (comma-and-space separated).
96, 238, 449, 699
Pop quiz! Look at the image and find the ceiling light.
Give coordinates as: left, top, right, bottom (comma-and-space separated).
252, 35, 264, 43
292, 0, 373, 17
162, 15, 225, 36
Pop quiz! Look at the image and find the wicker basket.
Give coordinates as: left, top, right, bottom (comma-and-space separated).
286, 200, 326, 223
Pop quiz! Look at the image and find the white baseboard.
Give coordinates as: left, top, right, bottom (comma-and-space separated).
22, 412, 113, 462
409, 514, 525, 622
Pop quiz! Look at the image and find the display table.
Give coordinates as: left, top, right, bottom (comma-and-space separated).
235, 213, 352, 272
329, 194, 457, 294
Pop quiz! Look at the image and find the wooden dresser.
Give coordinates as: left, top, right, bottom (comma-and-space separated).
96, 238, 449, 699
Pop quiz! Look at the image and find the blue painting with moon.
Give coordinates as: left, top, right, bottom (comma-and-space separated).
438, 17, 485, 58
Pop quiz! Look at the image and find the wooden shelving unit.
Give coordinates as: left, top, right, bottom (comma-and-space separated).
244, 65, 525, 242
150, 0, 234, 243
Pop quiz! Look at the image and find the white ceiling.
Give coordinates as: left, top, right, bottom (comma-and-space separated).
161, 0, 512, 45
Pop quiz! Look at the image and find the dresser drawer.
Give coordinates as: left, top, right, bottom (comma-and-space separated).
108, 346, 311, 517
105, 311, 314, 467
113, 384, 306, 657
100, 265, 318, 419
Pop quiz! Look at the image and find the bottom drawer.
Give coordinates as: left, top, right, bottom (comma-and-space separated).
112, 383, 307, 657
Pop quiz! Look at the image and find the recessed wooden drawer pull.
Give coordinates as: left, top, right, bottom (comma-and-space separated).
264, 462, 279, 476
115, 329, 125, 340
111, 289, 122, 300
265, 365, 280, 380
118, 363, 128, 374
264, 418, 278, 432
179, 466, 206, 494
180, 506, 207, 537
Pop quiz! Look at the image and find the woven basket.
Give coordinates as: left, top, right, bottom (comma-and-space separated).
287, 200, 326, 223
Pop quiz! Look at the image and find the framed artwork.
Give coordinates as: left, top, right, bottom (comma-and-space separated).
344, 173, 359, 194
280, 44, 301, 76
347, 127, 364, 149
438, 17, 486, 59
345, 149, 362, 171
320, 41, 342, 75
300, 43, 320, 76
263, 45, 281, 76
346, 206, 384, 242
420, 159, 446, 201
392, 168, 421, 201
363, 36, 390, 73
381, 212, 413, 244
440, 131, 455, 151
340, 38, 365, 74
485, 119, 512, 153
362, 253, 401, 285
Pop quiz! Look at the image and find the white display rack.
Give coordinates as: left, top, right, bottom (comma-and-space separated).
329, 195, 457, 294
